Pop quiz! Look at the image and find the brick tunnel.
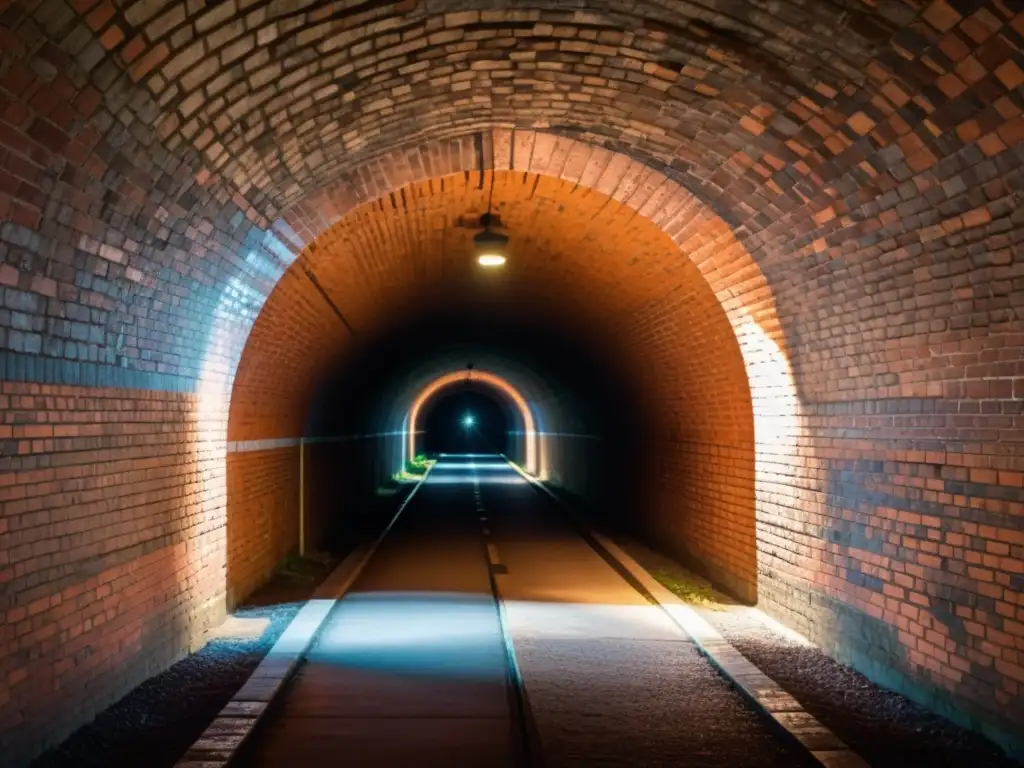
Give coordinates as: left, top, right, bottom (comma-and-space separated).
2, 1, 1024, 766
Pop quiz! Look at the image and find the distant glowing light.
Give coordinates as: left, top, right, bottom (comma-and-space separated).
477, 253, 506, 267
407, 370, 537, 474
463, 413, 475, 428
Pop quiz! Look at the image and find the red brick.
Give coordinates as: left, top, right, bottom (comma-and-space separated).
923, 1, 962, 32
995, 59, 1024, 90
84, 2, 115, 32
1, 2, 1023, 762
129, 43, 169, 81
0, 263, 20, 287
29, 275, 56, 297
98, 24, 124, 51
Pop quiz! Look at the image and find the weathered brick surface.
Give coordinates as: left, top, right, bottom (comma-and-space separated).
0, 381, 224, 762
244, 166, 759, 603
0, 0, 1022, 762
225, 446, 298, 608
230, 267, 350, 442
0, 6, 282, 761
224, 438, 389, 612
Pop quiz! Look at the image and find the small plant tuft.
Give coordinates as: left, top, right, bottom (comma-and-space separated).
650, 569, 724, 609
405, 453, 430, 474
274, 554, 328, 584
390, 454, 435, 482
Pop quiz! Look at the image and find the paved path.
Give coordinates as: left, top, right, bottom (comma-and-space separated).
236, 455, 814, 767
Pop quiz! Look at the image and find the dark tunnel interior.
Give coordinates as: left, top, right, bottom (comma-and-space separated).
303, 297, 647, 548
421, 388, 509, 456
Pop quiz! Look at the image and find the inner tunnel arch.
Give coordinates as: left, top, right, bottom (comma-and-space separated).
417, 385, 513, 458
405, 369, 539, 475
226, 146, 767, 619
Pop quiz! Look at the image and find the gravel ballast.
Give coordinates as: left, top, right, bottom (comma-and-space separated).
619, 538, 1021, 768
30, 556, 338, 768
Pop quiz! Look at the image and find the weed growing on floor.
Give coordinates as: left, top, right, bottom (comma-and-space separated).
615, 537, 730, 610
389, 455, 437, 483
405, 453, 431, 474
650, 570, 725, 609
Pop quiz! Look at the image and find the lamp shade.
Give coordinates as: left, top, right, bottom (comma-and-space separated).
473, 228, 509, 264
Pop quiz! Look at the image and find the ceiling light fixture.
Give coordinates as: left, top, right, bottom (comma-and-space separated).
474, 224, 509, 267
473, 167, 508, 268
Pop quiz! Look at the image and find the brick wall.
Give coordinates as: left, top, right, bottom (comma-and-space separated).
1, 0, 1023, 762
0, 5, 287, 761
304, 438, 396, 551
224, 445, 298, 608
223, 432, 418, 610
0, 381, 224, 762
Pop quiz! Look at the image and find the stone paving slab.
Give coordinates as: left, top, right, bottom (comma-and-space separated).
218, 701, 267, 718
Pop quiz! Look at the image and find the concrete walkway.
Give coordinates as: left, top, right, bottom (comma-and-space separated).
236, 455, 813, 767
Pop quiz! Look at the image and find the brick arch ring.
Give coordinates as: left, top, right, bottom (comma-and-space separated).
222, 129, 801, 606
267, 128, 800, 509
405, 369, 538, 475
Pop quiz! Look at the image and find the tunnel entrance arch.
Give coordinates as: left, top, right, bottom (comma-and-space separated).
230, 145, 769, 609
406, 369, 538, 475
260, 132, 787, 606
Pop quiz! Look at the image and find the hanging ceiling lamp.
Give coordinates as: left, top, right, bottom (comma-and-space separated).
473, 170, 508, 267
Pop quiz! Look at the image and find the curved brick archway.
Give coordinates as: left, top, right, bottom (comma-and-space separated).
228, 155, 762, 608
376, 351, 588, 491
2, 2, 1024, 763
406, 369, 538, 474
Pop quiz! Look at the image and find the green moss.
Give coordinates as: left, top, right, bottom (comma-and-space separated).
406, 453, 430, 472
649, 569, 724, 609
393, 455, 435, 481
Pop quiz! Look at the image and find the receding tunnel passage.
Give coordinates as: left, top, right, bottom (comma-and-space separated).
231, 456, 815, 768
421, 388, 510, 456
3, 2, 1024, 767
407, 368, 538, 475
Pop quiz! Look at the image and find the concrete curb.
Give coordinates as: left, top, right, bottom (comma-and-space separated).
174, 469, 433, 767
504, 459, 870, 768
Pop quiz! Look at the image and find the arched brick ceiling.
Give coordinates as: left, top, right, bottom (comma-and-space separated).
2, 1, 1018, 401
118, 0, 886, 212
229, 168, 752, 446
83, 0, 1022, 243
